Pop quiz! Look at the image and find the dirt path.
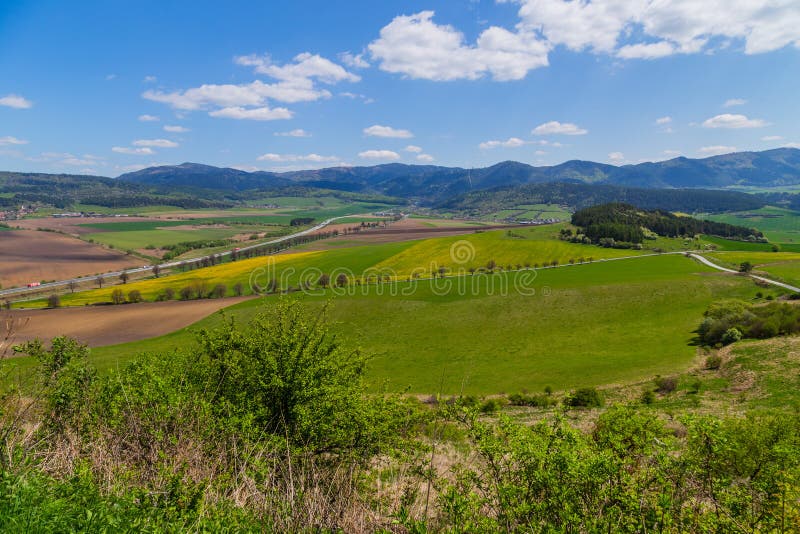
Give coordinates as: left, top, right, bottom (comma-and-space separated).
689, 253, 800, 293
1, 296, 254, 349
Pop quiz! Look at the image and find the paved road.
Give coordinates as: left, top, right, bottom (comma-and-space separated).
689, 253, 800, 293
0, 216, 347, 299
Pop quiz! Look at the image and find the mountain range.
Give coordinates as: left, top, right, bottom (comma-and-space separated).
117, 148, 800, 202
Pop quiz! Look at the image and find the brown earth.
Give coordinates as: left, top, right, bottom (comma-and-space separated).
1, 296, 254, 348
0, 230, 143, 288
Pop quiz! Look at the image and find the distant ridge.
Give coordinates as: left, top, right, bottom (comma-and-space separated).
116, 148, 800, 201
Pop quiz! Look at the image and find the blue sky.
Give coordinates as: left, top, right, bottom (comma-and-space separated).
1, 0, 799, 176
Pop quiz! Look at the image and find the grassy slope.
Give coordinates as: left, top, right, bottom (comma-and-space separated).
370, 225, 647, 275
7, 254, 757, 395
702, 206, 800, 244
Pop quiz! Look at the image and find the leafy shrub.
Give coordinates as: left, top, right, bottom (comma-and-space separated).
127, 289, 142, 303
705, 354, 723, 370
508, 392, 558, 408
698, 299, 800, 345
480, 398, 506, 414
565, 387, 603, 408
654, 375, 678, 394
721, 327, 743, 345
640, 389, 656, 404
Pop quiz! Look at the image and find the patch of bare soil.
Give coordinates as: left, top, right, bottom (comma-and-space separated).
1, 296, 254, 348
0, 230, 142, 288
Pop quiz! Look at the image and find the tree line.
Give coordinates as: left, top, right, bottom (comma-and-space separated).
572, 203, 765, 244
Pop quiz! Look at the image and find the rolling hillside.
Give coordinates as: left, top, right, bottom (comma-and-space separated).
116, 148, 800, 201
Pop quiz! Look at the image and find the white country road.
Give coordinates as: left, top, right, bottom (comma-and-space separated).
689, 253, 800, 293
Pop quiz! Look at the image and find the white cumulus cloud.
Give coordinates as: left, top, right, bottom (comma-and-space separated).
257, 153, 339, 163
513, 0, 800, 57
0, 136, 28, 146
724, 98, 747, 107
479, 137, 528, 149
275, 128, 311, 137
112, 147, 155, 155
368, 11, 549, 81
762, 135, 783, 141
133, 139, 179, 148
163, 125, 189, 132
416, 154, 435, 162
698, 145, 738, 156
655, 116, 672, 125
143, 53, 357, 120
0, 94, 33, 109
702, 114, 768, 129
358, 149, 401, 160
363, 124, 414, 138
404, 145, 423, 153
138, 114, 160, 122
532, 121, 587, 135
209, 106, 293, 121
608, 151, 625, 163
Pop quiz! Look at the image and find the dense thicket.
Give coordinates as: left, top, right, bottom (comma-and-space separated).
698, 299, 800, 345
572, 203, 764, 243
439, 181, 766, 214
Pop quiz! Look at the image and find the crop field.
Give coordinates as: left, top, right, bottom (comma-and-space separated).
0, 230, 142, 289
370, 224, 648, 275
16, 226, 661, 308
73, 202, 395, 252
6, 254, 758, 395
84, 226, 245, 250
702, 206, 800, 243
485, 203, 572, 221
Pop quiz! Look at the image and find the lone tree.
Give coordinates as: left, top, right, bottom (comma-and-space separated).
739, 261, 754, 273
233, 282, 244, 296
336, 273, 348, 287
47, 294, 61, 308
211, 284, 227, 299
119, 271, 130, 284
111, 288, 125, 305
152, 265, 161, 278
127, 289, 143, 303
95, 276, 104, 288
318, 273, 330, 288
67, 280, 77, 293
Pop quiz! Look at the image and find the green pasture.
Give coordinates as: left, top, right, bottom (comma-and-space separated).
6, 254, 758, 395
702, 206, 800, 244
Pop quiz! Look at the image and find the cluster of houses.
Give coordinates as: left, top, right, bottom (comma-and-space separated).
0, 204, 36, 221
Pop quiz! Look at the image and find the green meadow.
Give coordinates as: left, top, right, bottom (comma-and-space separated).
7, 254, 759, 395
702, 206, 800, 244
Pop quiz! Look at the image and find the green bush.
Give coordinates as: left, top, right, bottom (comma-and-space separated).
565, 387, 603, 408
705, 354, 723, 370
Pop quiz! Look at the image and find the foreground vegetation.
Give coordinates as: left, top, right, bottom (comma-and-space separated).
2, 300, 800, 532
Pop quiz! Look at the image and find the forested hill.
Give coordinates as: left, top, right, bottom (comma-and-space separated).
438, 182, 766, 215
571, 203, 765, 244
116, 148, 800, 202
